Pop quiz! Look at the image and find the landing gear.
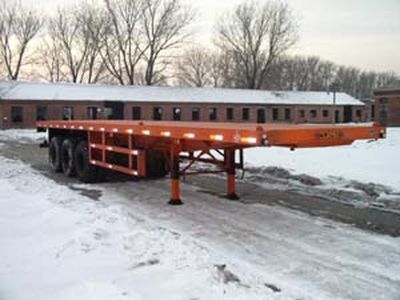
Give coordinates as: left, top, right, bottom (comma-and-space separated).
168, 149, 183, 205
225, 149, 240, 200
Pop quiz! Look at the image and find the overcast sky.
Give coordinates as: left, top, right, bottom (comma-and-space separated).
26, 0, 400, 74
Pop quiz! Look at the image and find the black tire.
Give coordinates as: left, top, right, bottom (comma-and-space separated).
146, 150, 168, 178
61, 138, 77, 177
49, 136, 62, 173
74, 140, 101, 183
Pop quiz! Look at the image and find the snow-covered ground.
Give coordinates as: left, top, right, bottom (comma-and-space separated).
245, 128, 400, 191
0, 129, 400, 299
0, 156, 265, 300
1, 155, 400, 299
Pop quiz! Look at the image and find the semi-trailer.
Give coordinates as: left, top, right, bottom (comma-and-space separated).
36, 120, 385, 205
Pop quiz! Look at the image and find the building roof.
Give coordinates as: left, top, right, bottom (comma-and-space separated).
0, 80, 364, 106
374, 80, 400, 93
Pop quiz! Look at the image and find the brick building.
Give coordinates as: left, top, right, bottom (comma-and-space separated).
361, 98, 376, 122
0, 81, 367, 129
374, 81, 400, 127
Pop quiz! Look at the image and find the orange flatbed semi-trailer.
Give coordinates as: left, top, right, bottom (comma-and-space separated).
37, 120, 386, 205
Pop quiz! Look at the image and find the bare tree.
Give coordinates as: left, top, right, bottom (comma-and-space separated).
316, 60, 336, 91
0, 1, 43, 80
79, 2, 107, 83
215, 0, 298, 89
49, 2, 105, 83
142, 0, 194, 86
37, 35, 65, 82
261, 53, 399, 99
49, 8, 87, 83
101, 0, 146, 85
176, 47, 213, 87
334, 66, 360, 97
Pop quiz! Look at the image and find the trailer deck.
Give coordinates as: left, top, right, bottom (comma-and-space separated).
37, 120, 385, 204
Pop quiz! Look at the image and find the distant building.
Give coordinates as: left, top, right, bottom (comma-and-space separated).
374, 81, 400, 127
0, 81, 367, 129
361, 98, 376, 122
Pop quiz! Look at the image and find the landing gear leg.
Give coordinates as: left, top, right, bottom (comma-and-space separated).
226, 149, 239, 200
168, 146, 183, 205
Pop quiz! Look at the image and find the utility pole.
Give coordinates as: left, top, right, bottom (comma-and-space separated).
330, 82, 339, 124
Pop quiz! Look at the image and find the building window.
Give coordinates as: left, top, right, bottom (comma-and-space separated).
132, 106, 141, 120
87, 106, 98, 120
192, 107, 200, 121
284, 108, 291, 120
63, 107, 74, 120
242, 108, 250, 121
153, 107, 163, 120
36, 106, 47, 121
104, 107, 113, 120
272, 108, 279, 121
226, 108, 234, 121
380, 98, 389, 105
209, 108, 217, 121
356, 109, 362, 118
173, 107, 181, 121
299, 110, 305, 118
323, 110, 329, 118
11, 106, 23, 123
310, 109, 317, 118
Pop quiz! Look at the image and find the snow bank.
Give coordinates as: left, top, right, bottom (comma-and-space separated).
0, 129, 46, 144
244, 128, 400, 190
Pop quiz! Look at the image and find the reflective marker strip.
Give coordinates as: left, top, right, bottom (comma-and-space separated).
183, 133, 195, 139
240, 137, 257, 144
210, 134, 223, 141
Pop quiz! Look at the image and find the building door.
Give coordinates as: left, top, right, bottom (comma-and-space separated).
379, 98, 388, 126
335, 110, 340, 123
257, 108, 266, 123
343, 106, 353, 123
104, 101, 124, 120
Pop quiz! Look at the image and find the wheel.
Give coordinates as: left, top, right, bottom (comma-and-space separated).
74, 140, 103, 183
61, 138, 77, 177
49, 136, 62, 173
146, 150, 168, 178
